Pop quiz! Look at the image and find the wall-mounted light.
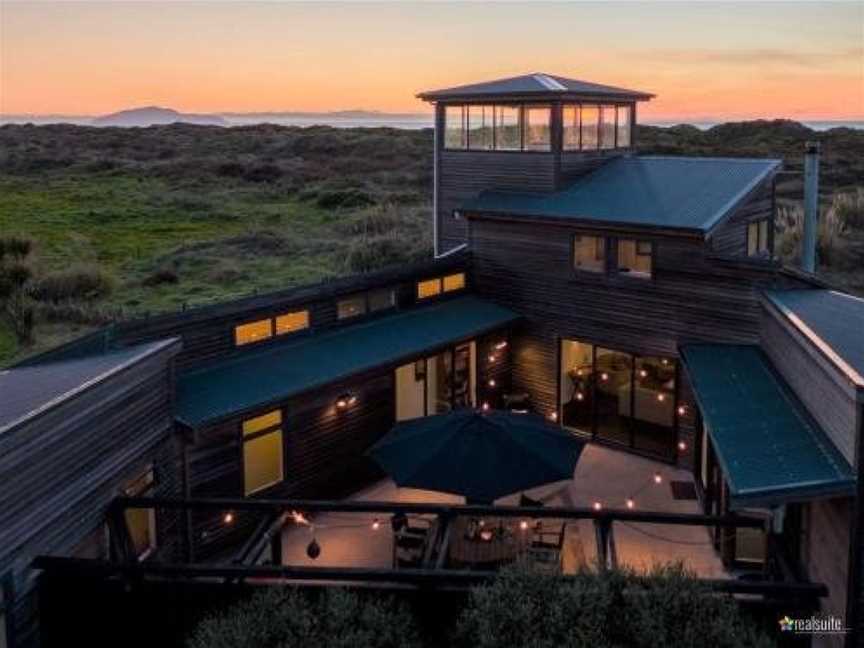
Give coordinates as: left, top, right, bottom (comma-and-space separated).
336, 392, 358, 409
677, 405, 687, 416
481, 402, 490, 411
593, 501, 603, 511
656, 393, 666, 403
223, 512, 234, 524
494, 340, 508, 350
626, 498, 635, 509
653, 472, 663, 484
372, 518, 381, 531
575, 392, 584, 402
548, 411, 558, 422
678, 441, 687, 452
488, 379, 496, 388
487, 354, 497, 363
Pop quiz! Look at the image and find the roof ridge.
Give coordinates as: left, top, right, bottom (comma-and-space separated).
636, 155, 782, 164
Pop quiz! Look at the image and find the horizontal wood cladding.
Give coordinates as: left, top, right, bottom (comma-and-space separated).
0, 345, 180, 646
804, 497, 852, 647
110, 253, 468, 372
437, 151, 556, 252
709, 179, 775, 257
760, 304, 860, 466
468, 217, 811, 434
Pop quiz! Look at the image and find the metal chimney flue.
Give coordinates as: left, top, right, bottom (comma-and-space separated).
802, 141, 820, 273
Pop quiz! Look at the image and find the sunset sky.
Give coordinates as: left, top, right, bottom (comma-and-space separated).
1, 1, 862, 121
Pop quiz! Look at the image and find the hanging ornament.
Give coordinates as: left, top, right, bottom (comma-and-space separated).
306, 538, 321, 560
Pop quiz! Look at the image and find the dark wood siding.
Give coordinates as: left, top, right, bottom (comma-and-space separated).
0, 342, 181, 646
186, 331, 508, 559
468, 215, 812, 460
111, 254, 468, 372
760, 303, 860, 466
708, 179, 775, 257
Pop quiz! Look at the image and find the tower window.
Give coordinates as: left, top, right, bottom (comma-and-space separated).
524, 106, 551, 151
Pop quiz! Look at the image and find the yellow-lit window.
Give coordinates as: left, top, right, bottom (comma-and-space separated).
275, 310, 309, 336
417, 278, 442, 299
443, 273, 466, 292
122, 467, 156, 559
242, 409, 282, 437
243, 409, 284, 495
235, 319, 273, 346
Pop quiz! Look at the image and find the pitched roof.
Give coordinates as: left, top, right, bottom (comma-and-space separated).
0, 339, 179, 434
680, 344, 855, 508
464, 156, 781, 232
176, 296, 521, 427
418, 73, 653, 102
764, 289, 864, 388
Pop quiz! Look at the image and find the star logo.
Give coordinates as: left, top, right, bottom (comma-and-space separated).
779, 616, 795, 632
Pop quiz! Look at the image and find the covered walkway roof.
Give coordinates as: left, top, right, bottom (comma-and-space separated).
176, 296, 520, 428
680, 344, 854, 508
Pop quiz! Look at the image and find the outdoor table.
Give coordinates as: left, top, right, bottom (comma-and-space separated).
447, 516, 531, 567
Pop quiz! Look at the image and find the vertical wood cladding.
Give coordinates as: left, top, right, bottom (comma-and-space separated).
760, 304, 860, 467
468, 215, 810, 462
803, 497, 852, 648
708, 180, 775, 257
110, 254, 467, 372
0, 343, 180, 646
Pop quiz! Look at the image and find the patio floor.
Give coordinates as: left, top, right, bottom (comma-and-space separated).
281, 443, 729, 579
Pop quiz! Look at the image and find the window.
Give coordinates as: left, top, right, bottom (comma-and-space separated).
617, 239, 653, 278
467, 105, 493, 150
494, 105, 521, 150
442, 272, 466, 292
524, 106, 551, 150
235, 318, 273, 346
581, 105, 599, 150
747, 219, 770, 257
573, 235, 606, 273
444, 105, 466, 149
562, 105, 581, 150
243, 409, 284, 495
275, 310, 309, 336
337, 294, 367, 320
616, 105, 632, 147
600, 105, 616, 149
123, 466, 156, 560
368, 288, 395, 312
417, 278, 442, 299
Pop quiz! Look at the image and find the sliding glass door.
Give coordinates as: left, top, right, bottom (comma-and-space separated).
396, 342, 476, 420
559, 339, 678, 459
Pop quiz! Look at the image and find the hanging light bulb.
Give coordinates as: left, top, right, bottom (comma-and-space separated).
488, 379, 496, 387
639, 369, 648, 378
626, 498, 635, 509
593, 501, 603, 511
601, 373, 609, 382
677, 405, 687, 416
678, 441, 687, 452
576, 392, 584, 401
306, 538, 321, 560
223, 512, 234, 524
656, 393, 666, 403
481, 402, 490, 411
372, 518, 381, 531
548, 411, 558, 422
653, 472, 663, 484
519, 520, 529, 531
488, 354, 496, 363
291, 510, 309, 525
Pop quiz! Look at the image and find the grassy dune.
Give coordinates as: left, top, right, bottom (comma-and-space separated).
0, 120, 861, 365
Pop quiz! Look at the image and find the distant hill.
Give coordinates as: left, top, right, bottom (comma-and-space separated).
91, 106, 228, 127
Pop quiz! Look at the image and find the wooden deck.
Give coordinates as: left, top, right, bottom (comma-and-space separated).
280, 443, 729, 579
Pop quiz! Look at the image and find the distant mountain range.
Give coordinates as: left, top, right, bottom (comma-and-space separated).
0, 106, 860, 131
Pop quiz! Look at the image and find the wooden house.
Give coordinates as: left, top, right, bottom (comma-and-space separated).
1, 73, 862, 647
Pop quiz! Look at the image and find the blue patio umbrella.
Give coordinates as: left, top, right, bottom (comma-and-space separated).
367, 409, 586, 504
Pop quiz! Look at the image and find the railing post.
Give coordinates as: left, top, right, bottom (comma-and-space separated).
594, 518, 611, 570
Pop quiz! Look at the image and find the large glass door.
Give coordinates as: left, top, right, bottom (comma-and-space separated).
396, 342, 476, 419
559, 339, 678, 459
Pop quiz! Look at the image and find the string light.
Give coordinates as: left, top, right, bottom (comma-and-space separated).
593, 501, 603, 511
488, 379, 496, 387
487, 354, 496, 363
371, 518, 380, 531
291, 510, 309, 525
626, 498, 635, 509
548, 411, 558, 422
600, 373, 609, 382
494, 341, 508, 350
639, 369, 648, 378
656, 393, 666, 403
223, 512, 234, 524
576, 392, 584, 401
336, 392, 357, 409
653, 472, 663, 484
678, 441, 687, 452
519, 520, 529, 531
481, 402, 490, 411
677, 405, 687, 416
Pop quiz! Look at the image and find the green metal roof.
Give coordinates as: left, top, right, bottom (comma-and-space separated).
418, 73, 653, 101
765, 289, 864, 388
680, 344, 854, 508
464, 156, 780, 232
175, 296, 520, 427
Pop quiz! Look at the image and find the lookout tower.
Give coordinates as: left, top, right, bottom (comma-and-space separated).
418, 73, 654, 254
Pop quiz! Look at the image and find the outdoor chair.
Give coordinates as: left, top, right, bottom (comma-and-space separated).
392, 514, 435, 568
525, 522, 566, 572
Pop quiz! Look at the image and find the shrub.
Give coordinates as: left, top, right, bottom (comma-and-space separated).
32, 265, 114, 302
455, 563, 773, 648
186, 587, 420, 648
776, 200, 847, 268
0, 235, 33, 261
316, 188, 376, 209
142, 268, 180, 287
